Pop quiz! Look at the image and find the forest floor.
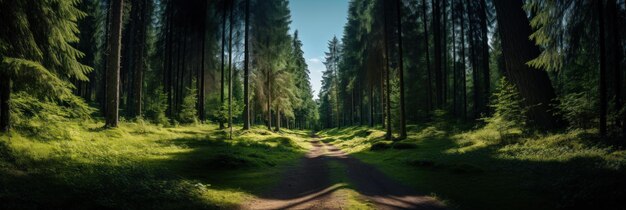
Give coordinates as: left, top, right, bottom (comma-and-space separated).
0, 121, 314, 209
1, 119, 625, 209
240, 137, 446, 210
316, 121, 626, 210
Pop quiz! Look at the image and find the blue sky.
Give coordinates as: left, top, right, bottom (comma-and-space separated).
288, 0, 349, 99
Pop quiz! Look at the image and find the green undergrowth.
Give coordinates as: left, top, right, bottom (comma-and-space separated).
318, 123, 626, 210
0, 120, 309, 209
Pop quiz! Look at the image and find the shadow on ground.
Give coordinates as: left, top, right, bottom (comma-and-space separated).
325, 124, 626, 210
241, 139, 446, 210
0, 128, 307, 210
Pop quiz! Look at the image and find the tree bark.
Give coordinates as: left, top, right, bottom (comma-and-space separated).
199, 0, 207, 122
383, 0, 392, 140
267, 71, 272, 131
466, 0, 480, 119
243, 0, 251, 130
442, 0, 448, 106
452, 0, 457, 117
275, 109, 281, 132
131, 0, 148, 119
460, 0, 467, 120
421, 0, 433, 111
396, 0, 407, 139
165, 0, 173, 119
369, 85, 374, 127
479, 0, 490, 114
599, 0, 607, 137
220, 1, 227, 129
493, 0, 562, 129
380, 52, 385, 127
105, 0, 124, 128
99, 0, 112, 116
432, 0, 443, 108
607, 0, 623, 135
228, 0, 234, 138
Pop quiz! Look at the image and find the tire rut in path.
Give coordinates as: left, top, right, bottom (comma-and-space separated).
240, 138, 446, 210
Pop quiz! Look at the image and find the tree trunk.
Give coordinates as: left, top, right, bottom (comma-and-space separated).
380, 54, 385, 127
383, 0, 392, 140
442, 0, 448, 106
199, 0, 207, 122
369, 85, 374, 127
165, 0, 173, 119
607, 0, 623, 136
432, 0, 443, 108
396, 0, 407, 139
220, 1, 227, 129
243, 0, 251, 130
131, 0, 148, 119
493, 0, 562, 130
275, 109, 281, 132
479, 0, 490, 114
598, 0, 607, 137
105, 0, 124, 128
267, 72, 272, 131
467, 0, 480, 119
99, 0, 112, 116
460, 0, 467, 120
452, 0, 457, 117
228, 0, 233, 132
421, 0, 433, 111
178, 30, 187, 114
0, 75, 10, 132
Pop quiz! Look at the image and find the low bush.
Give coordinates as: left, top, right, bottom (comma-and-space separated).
9, 92, 95, 140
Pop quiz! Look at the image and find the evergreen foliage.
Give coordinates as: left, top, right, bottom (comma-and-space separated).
144, 86, 169, 125
483, 77, 527, 138
179, 86, 198, 124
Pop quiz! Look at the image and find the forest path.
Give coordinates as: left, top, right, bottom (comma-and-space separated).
239, 137, 446, 210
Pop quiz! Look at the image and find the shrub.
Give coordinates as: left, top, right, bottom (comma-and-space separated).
9, 92, 95, 139
144, 86, 169, 126
212, 100, 245, 126
555, 92, 596, 130
483, 77, 528, 139
178, 86, 198, 124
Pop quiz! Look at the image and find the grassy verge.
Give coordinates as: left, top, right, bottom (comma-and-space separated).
318, 123, 626, 210
0, 120, 310, 209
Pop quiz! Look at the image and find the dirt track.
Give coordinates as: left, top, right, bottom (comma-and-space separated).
240, 138, 446, 210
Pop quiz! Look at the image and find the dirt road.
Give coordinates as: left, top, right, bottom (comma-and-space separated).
240, 138, 446, 210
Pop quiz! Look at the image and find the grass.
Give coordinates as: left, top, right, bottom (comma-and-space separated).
317, 122, 626, 210
0, 120, 310, 209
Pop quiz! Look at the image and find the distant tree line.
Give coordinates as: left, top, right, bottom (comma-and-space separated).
317, 0, 625, 140
0, 0, 319, 134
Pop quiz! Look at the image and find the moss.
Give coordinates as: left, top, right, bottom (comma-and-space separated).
320, 123, 626, 210
0, 122, 309, 209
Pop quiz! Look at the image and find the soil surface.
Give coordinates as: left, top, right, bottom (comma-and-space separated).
240, 138, 447, 210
